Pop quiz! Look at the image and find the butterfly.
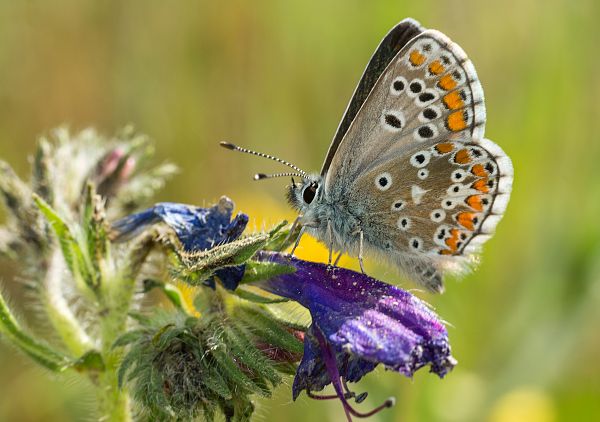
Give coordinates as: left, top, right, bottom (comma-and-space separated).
221, 18, 513, 293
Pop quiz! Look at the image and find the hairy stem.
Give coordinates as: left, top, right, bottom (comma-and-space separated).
0, 289, 70, 371
43, 250, 95, 356
94, 234, 154, 421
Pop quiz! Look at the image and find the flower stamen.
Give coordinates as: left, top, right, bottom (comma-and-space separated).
342, 377, 368, 403
314, 326, 395, 421
307, 391, 346, 400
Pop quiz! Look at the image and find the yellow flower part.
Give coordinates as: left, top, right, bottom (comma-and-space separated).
172, 281, 202, 317
488, 387, 556, 422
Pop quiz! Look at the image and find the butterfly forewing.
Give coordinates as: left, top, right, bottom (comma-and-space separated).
322, 18, 425, 175
322, 25, 512, 291
324, 30, 487, 192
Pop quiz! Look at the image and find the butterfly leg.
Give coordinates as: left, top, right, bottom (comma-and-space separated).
333, 251, 343, 267
282, 215, 302, 249
289, 225, 307, 257
358, 230, 366, 274
327, 219, 334, 266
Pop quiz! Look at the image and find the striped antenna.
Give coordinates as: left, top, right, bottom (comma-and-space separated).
220, 141, 308, 178
253, 172, 304, 181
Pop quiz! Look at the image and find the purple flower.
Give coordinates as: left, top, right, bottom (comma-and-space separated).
111, 197, 248, 290
254, 251, 456, 420
112, 199, 456, 420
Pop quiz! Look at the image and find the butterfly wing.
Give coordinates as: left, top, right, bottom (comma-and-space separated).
321, 18, 425, 175
354, 138, 512, 292
323, 26, 512, 291
323, 28, 487, 193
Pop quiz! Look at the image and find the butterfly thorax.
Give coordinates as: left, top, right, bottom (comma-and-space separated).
288, 173, 368, 254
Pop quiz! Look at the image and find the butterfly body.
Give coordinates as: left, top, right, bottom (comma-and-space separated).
288, 174, 366, 256
227, 18, 513, 293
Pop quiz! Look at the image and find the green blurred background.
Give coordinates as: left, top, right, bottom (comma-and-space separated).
1, 0, 599, 421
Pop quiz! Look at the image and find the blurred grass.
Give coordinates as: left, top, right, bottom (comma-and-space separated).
1, 0, 599, 421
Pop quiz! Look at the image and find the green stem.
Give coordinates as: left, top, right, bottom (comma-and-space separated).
96, 314, 132, 422
43, 250, 94, 355
0, 290, 70, 372
93, 283, 133, 421
94, 233, 154, 421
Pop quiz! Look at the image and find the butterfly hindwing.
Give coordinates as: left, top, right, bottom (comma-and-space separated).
354, 138, 513, 291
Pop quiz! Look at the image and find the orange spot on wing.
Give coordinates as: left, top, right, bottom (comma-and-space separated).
409, 50, 426, 66
439, 249, 453, 255
435, 142, 454, 154
454, 149, 471, 164
466, 195, 484, 211
456, 212, 477, 231
471, 164, 488, 177
447, 110, 468, 132
438, 74, 458, 90
445, 228, 461, 252
472, 179, 490, 193
428, 60, 445, 75
443, 91, 465, 110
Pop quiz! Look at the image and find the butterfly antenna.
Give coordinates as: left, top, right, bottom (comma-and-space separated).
254, 172, 304, 181
220, 141, 308, 178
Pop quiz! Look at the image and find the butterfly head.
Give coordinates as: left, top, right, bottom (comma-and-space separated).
286, 174, 323, 212
219, 141, 320, 211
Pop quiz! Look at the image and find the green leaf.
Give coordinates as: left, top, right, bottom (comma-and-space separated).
81, 183, 108, 287
117, 348, 139, 388
239, 260, 296, 284
226, 324, 281, 385
200, 365, 233, 400
112, 329, 148, 349
127, 311, 152, 325
174, 233, 270, 286
0, 161, 44, 252
0, 291, 70, 372
121, 230, 157, 281
141, 279, 189, 313
31, 139, 54, 204
263, 221, 302, 251
151, 324, 179, 349
211, 346, 271, 398
0, 160, 31, 218
233, 286, 290, 304
72, 350, 105, 372
234, 305, 304, 354
33, 193, 95, 290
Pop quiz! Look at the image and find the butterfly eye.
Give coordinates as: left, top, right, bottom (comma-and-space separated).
302, 183, 318, 204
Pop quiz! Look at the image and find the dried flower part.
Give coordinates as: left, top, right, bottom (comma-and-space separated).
111, 198, 250, 290
94, 147, 136, 199
0, 159, 46, 255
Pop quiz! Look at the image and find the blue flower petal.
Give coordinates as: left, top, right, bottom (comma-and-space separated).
292, 325, 377, 400
214, 266, 246, 291
112, 197, 248, 290
292, 327, 326, 399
